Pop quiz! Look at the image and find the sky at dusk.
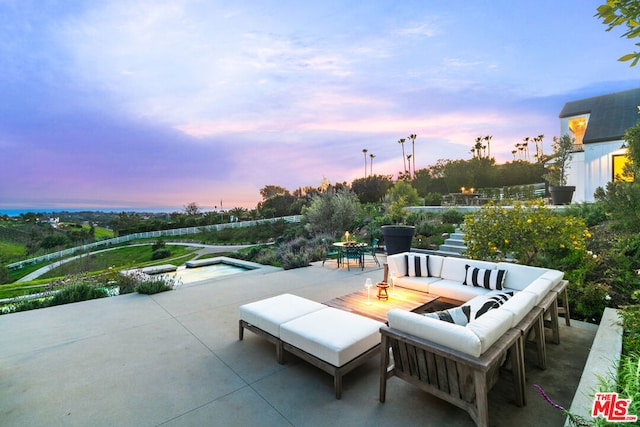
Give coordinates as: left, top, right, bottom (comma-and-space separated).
2, 0, 639, 213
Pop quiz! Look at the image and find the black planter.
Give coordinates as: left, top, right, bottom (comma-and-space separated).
381, 225, 415, 255
549, 186, 575, 205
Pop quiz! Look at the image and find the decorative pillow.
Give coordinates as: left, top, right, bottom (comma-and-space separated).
473, 292, 514, 319
463, 265, 507, 290
405, 254, 429, 277
423, 305, 471, 326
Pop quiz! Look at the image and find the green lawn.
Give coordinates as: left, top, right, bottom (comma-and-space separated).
0, 241, 25, 261
38, 244, 200, 279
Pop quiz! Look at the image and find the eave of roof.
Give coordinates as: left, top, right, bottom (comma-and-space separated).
558, 88, 640, 144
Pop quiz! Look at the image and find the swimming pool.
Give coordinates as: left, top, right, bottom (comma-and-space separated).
155, 258, 254, 284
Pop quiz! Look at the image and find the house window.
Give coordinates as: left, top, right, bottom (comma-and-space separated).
568, 117, 587, 151
612, 153, 634, 182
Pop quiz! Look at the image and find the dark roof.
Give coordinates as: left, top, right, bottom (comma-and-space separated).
559, 88, 640, 144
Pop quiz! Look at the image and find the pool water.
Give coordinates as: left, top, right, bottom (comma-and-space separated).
162, 263, 250, 284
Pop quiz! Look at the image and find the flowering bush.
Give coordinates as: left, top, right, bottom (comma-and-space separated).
462, 200, 590, 266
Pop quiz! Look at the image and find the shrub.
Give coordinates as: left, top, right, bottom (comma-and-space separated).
135, 274, 178, 294
279, 248, 311, 270
50, 283, 108, 305
151, 238, 166, 251
462, 200, 589, 265
441, 209, 465, 225
151, 248, 171, 260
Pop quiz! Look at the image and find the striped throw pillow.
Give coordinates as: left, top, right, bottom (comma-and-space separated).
463, 265, 507, 290
423, 305, 471, 326
406, 254, 429, 277
472, 292, 514, 319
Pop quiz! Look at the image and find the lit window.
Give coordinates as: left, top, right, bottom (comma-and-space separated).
612, 154, 634, 182
568, 117, 587, 150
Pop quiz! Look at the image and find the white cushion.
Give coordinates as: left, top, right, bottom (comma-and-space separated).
499, 291, 538, 327
239, 294, 326, 337
387, 253, 409, 278
440, 257, 497, 282
497, 262, 548, 291
280, 307, 383, 367
428, 279, 490, 302
428, 255, 445, 277
392, 275, 440, 293
387, 309, 482, 357
466, 308, 514, 354
522, 277, 556, 305
463, 265, 507, 290
540, 269, 564, 286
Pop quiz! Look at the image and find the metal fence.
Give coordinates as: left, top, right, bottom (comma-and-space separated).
7, 215, 301, 270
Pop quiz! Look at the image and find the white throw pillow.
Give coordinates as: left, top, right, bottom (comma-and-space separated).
463, 265, 507, 290
423, 305, 471, 326
406, 254, 430, 277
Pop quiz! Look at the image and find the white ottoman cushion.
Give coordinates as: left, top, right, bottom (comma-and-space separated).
280, 307, 383, 367
239, 294, 326, 337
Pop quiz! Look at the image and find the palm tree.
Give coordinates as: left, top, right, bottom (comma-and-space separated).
398, 138, 407, 174
474, 137, 483, 159
484, 135, 492, 159
369, 153, 375, 176
533, 134, 544, 162
522, 137, 531, 162
408, 134, 417, 178
512, 150, 517, 161
362, 148, 368, 177
406, 154, 413, 179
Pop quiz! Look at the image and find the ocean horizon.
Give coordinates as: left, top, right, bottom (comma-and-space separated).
0, 207, 187, 217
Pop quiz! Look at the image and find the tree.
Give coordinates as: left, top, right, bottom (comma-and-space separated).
369, 153, 375, 176
543, 134, 575, 186
351, 175, 393, 203
408, 134, 417, 177
362, 148, 368, 177
184, 202, 201, 216
259, 185, 289, 200
302, 188, 361, 235
398, 138, 407, 174
385, 180, 422, 222
596, 1, 640, 66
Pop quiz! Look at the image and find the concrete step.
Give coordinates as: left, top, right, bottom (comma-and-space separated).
443, 238, 466, 247
450, 232, 466, 240
438, 244, 466, 254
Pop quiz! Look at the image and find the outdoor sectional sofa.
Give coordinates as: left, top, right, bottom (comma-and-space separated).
380, 252, 566, 427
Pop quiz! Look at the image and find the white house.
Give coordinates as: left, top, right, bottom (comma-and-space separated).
559, 88, 638, 202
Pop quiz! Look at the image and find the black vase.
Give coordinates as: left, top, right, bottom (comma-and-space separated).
381, 225, 415, 255
549, 186, 575, 205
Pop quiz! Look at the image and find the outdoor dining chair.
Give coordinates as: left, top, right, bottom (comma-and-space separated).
322, 238, 341, 267
343, 243, 364, 271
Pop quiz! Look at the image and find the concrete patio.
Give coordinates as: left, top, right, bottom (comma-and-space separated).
0, 257, 597, 426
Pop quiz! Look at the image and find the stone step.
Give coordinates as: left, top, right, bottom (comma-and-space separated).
438, 244, 467, 254
443, 238, 466, 247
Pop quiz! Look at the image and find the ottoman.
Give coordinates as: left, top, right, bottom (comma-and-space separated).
239, 293, 326, 363
280, 307, 384, 399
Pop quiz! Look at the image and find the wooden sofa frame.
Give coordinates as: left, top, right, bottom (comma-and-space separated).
379, 325, 525, 427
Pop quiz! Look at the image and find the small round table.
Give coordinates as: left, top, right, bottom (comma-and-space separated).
376, 281, 389, 300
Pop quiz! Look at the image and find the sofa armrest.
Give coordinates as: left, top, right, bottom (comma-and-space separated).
387, 253, 409, 278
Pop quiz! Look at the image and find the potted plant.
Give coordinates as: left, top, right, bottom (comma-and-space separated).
543, 134, 576, 205
381, 182, 419, 255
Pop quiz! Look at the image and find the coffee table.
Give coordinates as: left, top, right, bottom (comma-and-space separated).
323, 287, 460, 323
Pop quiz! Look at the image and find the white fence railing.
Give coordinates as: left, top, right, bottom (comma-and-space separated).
7, 215, 301, 270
